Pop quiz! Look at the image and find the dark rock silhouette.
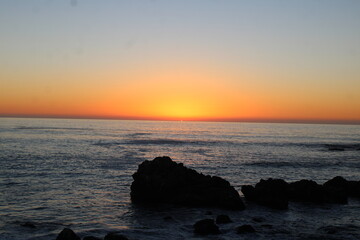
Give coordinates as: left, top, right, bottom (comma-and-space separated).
288, 179, 325, 203
56, 228, 80, 240
347, 180, 360, 198
193, 219, 220, 235
323, 176, 348, 204
236, 224, 256, 234
242, 178, 289, 209
83, 236, 102, 240
242, 176, 360, 208
104, 232, 129, 240
131, 156, 245, 210
216, 215, 232, 224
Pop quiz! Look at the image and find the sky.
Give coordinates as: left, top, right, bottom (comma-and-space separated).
1, 0, 360, 123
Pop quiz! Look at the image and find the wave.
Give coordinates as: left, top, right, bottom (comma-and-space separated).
15, 126, 93, 131
92, 137, 360, 152
244, 160, 360, 169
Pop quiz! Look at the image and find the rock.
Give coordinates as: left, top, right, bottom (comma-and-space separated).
56, 228, 80, 240
83, 237, 102, 240
242, 179, 289, 209
205, 211, 213, 215
323, 176, 348, 204
241, 185, 256, 201
252, 217, 265, 223
104, 232, 129, 240
193, 219, 220, 235
131, 156, 245, 210
236, 224, 256, 234
261, 224, 273, 229
347, 180, 360, 198
289, 179, 325, 203
20, 222, 36, 228
216, 215, 232, 224
163, 216, 173, 220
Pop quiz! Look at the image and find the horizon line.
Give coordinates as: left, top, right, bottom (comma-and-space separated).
0, 114, 359, 126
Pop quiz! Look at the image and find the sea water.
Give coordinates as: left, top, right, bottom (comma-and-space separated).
0, 118, 360, 239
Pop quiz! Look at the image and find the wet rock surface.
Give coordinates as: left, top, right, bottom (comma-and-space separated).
131, 156, 245, 210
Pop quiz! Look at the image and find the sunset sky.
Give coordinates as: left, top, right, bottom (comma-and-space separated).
1, 0, 360, 123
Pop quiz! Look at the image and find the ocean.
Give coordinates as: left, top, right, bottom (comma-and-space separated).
0, 118, 360, 240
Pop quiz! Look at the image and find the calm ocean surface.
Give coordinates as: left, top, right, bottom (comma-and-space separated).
1, 118, 360, 240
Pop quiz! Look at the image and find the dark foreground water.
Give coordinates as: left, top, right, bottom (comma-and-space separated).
1, 118, 360, 240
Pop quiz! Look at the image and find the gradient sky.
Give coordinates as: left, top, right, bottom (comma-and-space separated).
1, 0, 360, 123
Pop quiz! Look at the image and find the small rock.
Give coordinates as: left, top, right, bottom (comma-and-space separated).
104, 232, 129, 240
163, 216, 173, 220
236, 224, 256, 234
194, 219, 220, 235
56, 228, 80, 240
216, 215, 232, 224
205, 211, 213, 215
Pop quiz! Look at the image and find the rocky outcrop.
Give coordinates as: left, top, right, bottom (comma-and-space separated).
323, 176, 348, 204
288, 179, 325, 203
242, 178, 289, 209
193, 219, 220, 235
131, 156, 245, 210
56, 228, 80, 240
242, 176, 360, 208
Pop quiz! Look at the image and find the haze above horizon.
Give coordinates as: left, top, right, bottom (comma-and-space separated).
1, 1, 360, 124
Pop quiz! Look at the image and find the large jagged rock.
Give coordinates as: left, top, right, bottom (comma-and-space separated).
288, 179, 325, 203
131, 156, 245, 210
242, 178, 289, 209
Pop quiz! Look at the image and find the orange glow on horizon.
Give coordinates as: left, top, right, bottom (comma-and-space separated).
1, 61, 359, 124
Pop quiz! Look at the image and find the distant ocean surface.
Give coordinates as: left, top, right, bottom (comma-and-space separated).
1, 118, 360, 240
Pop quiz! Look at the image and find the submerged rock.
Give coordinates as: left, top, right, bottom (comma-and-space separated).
216, 215, 232, 224
20, 222, 36, 228
236, 224, 256, 234
242, 178, 289, 209
193, 219, 220, 235
56, 228, 80, 240
131, 156, 245, 210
